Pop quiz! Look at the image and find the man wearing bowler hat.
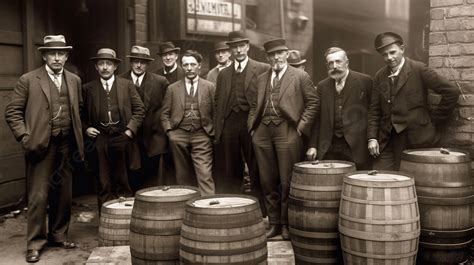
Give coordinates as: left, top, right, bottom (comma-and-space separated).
5, 35, 83, 262
119, 46, 169, 190
248, 38, 317, 239
83, 48, 144, 208
287, 50, 307, 71
368, 32, 459, 170
214, 30, 269, 215
206, 41, 232, 85
155, 41, 184, 85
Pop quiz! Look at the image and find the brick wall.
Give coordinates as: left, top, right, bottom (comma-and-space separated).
429, 0, 474, 156
135, 0, 149, 45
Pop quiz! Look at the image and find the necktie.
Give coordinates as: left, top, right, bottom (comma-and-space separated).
237, 61, 242, 73
53, 74, 61, 91
273, 72, 280, 87
105, 82, 110, 93
336, 79, 343, 94
135, 77, 140, 87
189, 79, 194, 97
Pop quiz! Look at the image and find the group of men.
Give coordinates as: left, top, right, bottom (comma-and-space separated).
5, 30, 459, 262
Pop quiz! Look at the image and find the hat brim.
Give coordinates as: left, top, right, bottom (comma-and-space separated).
265, 46, 288, 54
38, 46, 73, 51
289, 59, 307, 66
214, 47, 231, 52
90, 57, 122, 63
157, 47, 181, 55
126, 55, 154, 61
375, 39, 401, 51
225, 38, 250, 45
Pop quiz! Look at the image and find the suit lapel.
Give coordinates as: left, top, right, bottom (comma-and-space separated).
92, 81, 101, 115
257, 71, 271, 112
38, 67, 52, 106
342, 71, 356, 107
327, 80, 335, 127
64, 70, 76, 106
197, 78, 203, 106
394, 59, 411, 95
278, 67, 294, 101
142, 72, 151, 109
178, 80, 186, 108
244, 59, 255, 91
222, 66, 233, 112
113, 78, 124, 112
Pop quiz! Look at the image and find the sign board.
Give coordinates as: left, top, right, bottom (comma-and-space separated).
186, 0, 244, 36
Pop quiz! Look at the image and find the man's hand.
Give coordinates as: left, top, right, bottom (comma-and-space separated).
368, 139, 380, 157
86, 127, 100, 138
306, 148, 317, 161
124, 129, 133, 139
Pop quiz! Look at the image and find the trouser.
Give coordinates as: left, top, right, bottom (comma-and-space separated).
252, 120, 303, 225
26, 133, 72, 251
324, 135, 370, 170
168, 128, 215, 195
373, 129, 408, 171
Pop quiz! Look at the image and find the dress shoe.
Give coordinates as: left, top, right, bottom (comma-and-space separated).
26, 250, 40, 263
48, 241, 76, 249
281, 225, 290, 240
266, 224, 281, 239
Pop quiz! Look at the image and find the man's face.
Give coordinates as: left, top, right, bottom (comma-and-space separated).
182, 55, 201, 80
326, 50, 349, 80
215, 49, 231, 65
43, 50, 69, 73
162, 51, 178, 67
266, 50, 289, 72
378, 43, 405, 71
95, 59, 118, 80
230, 42, 249, 62
131, 59, 148, 76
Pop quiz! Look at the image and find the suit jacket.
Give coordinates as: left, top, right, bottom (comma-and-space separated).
308, 70, 373, 165
214, 58, 270, 143
119, 71, 170, 156
206, 66, 220, 85
367, 57, 459, 151
161, 78, 215, 137
82, 77, 145, 169
5, 66, 84, 160
155, 65, 185, 85
248, 66, 318, 137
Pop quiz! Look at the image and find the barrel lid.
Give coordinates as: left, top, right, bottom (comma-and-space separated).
348, 172, 410, 182
141, 187, 196, 197
296, 160, 355, 169
135, 185, 200, 202
104, 199, 134, 209
402, 148, 471, 163
192, 197, 254, 208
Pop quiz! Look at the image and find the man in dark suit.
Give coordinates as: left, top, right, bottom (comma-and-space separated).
155, 41, 184, 85
368, 32, 459, 170
248, 38, 317, 239
214, 31, 269, 213
5, 35, 84, 262
119, 45, 169, 190
206, 41, 232, 85
306, 47, 373, 169
83, 48, 145, 208
161, 50, 215, 195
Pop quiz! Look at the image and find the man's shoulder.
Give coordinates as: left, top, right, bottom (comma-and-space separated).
249, 58, 270, 72
350, 70, 372, 81
84, 79, 100, 89
199, 78, 214, 88
117, 71, 131, 79
146, 72, 168, 83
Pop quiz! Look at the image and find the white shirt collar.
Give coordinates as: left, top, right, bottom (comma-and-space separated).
45, 65, 64, 87
389, 57, 405, 78
130, 71, 145, 86
234, 56, 249, 72
333, 69, 349, 84
100, 75, 115, 90
271, 63, 288, 83
185, 76, 199, 96
218, 60, 232, 71
163, 63, 177, 74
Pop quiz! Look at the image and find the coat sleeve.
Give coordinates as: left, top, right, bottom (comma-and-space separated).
5, 75, 29, 141
367, 75, 382, 140
307, 83, 322, 148
126, 82, 145, 135
297, 72, 318, 137
160, 87, 173, 132
247, 76, 258, 132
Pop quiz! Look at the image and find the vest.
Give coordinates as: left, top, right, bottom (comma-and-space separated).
229, 66, 249, 114
49, 75, 71, 136
334, 89, 344, 138
97, 83, 123, 134
179, 89, 202, 131
262, 73, 284, 125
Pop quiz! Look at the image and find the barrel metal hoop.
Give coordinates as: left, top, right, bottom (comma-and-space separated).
339, 213, 420, 225
343, 178, 415, 188
291, 240, 339, 251
421, 227, 474, 238
415, 180, 474, 188
180, 226, 266, 242
290, 183, 342, 191
179, 241, 267, 256
341, 246, 418, 260
339, 226, 420, 241
294, 253, 340, 263
289, 227, 339, 239
180, 250, 267, 265
131, 214, 183, 221
182, 216, 262, 229
419, 239, 473, 249
341, 195, 418, 205
130, 226, 181, 235
417, 195, 474, 205
288, 197, 340, 208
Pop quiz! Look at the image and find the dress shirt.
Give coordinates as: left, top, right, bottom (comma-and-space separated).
163, 63, 178, 75
234, 57, 249, 72
270, 64, 288, 88
185, 76, 199, 96
334, 69, 349, 94
388, 57, 405, 79
45, 65, 63, 89
101, 75, 115, 92
130, 72, 145, 87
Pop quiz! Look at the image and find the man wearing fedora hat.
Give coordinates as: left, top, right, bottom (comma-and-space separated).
119, 46, 170, 190
206, 41, 232, 85
5, 35, 84, 262
248, 38, 317, 239
83, 48, 145, 208
214, 30, 269, 215
288, 50, 307, 71
368, 32, 459, 170
155, 41, 184, 85
306, 47, 373, 170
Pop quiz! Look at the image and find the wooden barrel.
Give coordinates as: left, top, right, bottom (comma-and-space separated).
400, 148, 474, 265
288, 160, 356, 264
99, 197, 134, 246
339, 171, 420, 265
180, 195, 267, 264
130, 186, 200, 265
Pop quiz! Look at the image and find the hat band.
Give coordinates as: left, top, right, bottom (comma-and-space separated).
95, 54, 118, 60
130, 52, 151, 58
43, 41, 68, 47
